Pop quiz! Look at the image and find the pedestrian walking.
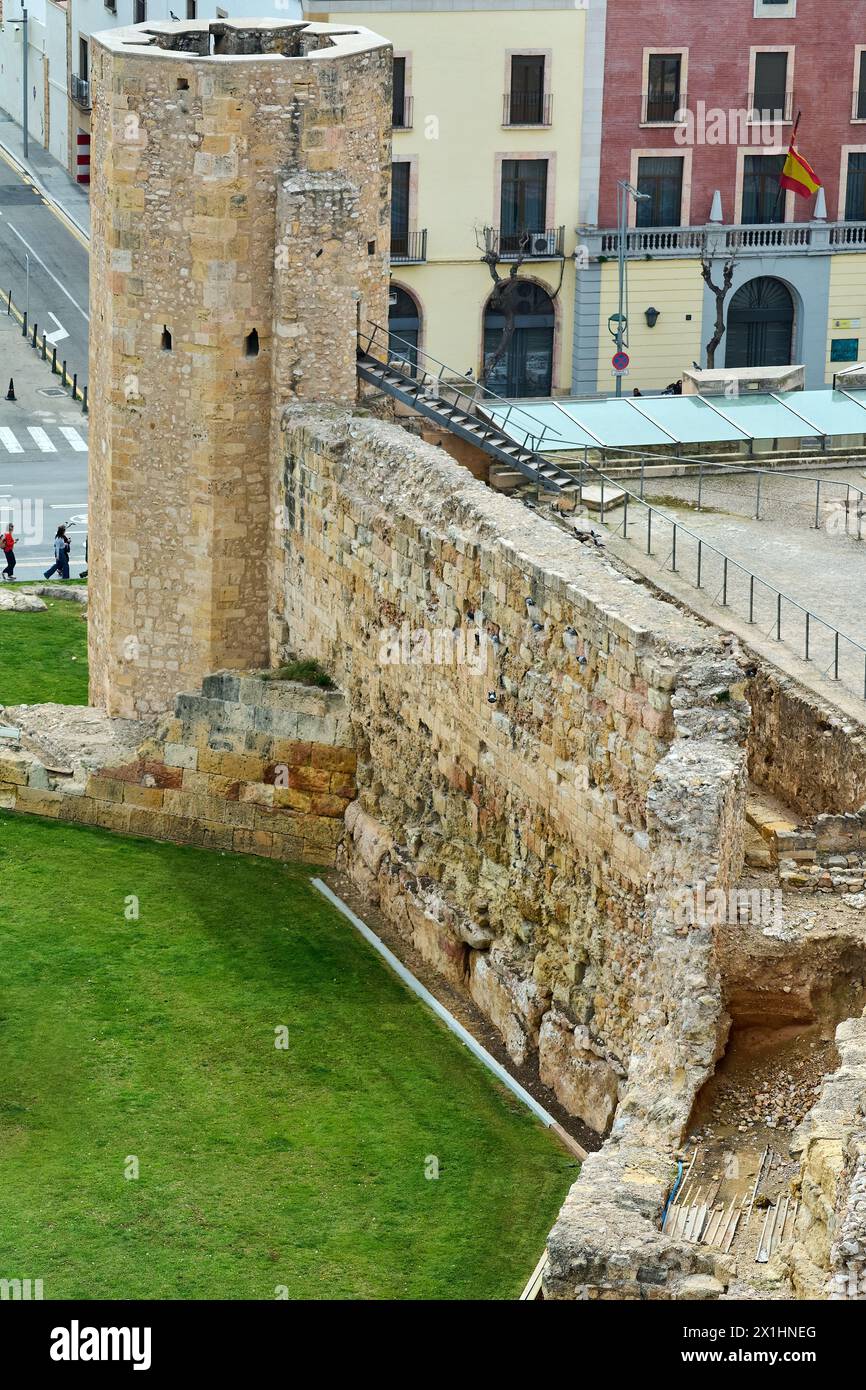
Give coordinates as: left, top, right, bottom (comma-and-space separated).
44, 525, 71, 580
1, 523, 17, 580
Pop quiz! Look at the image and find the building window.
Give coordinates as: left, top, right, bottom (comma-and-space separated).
855, 52, 866, 121
742, 154, 786, 223
392, 57, 411, 128
845, 154, 866, 220
483, 280, 554, 398
507, 55, 547, 126
186, 0, 197, 18
726, 277, 794, 369
635, 156, 683, 227
391, 162, 411, 258
78, 37, 88, 83
134, 0, 147, 22
751, 51, 790, 121
500, 159, 548, 253
645, 54, 681, 123
388, 286, 421, 375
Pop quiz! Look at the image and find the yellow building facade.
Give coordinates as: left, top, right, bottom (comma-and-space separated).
306, 0, 585, 396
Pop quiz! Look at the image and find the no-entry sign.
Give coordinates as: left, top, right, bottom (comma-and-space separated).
612, 350, 630, 371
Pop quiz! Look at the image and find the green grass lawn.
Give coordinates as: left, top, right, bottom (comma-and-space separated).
0, 596, 88, 706
0, 815, 574, 1299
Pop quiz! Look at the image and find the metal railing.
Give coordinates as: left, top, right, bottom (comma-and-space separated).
360, 320, 560, 456
644, 91, 684, 123
503, 90, 553, 126
484, 225, 564, 259
393, 93, 413, 129
558, 442, 866, 701
390, 228, 427, 264
746, 89, 794, 121
612, 449, 866, 540
70, 74, 91, 109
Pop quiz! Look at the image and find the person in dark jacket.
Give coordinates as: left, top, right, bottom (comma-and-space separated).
44, 525, 71, 580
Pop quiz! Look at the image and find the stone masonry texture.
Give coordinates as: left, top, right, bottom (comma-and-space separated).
87, 19, 391, 718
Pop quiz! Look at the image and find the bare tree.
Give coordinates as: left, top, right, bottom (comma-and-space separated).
699, 231, 740, 369
476, 227, 565, 389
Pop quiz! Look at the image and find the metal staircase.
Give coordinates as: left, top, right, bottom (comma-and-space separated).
357, 322, 579, 496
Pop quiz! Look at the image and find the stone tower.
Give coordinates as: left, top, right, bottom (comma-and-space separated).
87, 19, 392, 718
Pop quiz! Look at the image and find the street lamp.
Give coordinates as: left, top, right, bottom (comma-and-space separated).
6, 8, 29, 161
613, 179, 650, 397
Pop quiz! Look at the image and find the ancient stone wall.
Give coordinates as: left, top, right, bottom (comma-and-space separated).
272, 406, 749, 1153
0, 674, 355, 865
87, 19, 391, 719
748, 667, 866, 819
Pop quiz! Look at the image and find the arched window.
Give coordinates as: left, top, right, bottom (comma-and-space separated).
725, 277, 794, 369
483, 280, 554, 397
388, 286, 421, 375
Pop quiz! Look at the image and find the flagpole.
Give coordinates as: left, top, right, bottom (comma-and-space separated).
771, 108, 801, 223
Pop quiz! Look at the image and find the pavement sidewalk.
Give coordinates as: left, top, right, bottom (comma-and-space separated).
0, 109, 90, 241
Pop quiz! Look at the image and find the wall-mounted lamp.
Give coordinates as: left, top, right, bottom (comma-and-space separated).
645, 306, 660, 329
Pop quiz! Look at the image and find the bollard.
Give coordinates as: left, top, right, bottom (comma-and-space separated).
72, 373, 77, 399
41, 334, 47, 361
21, 310, 27, 337
6, 290, 10, 315
61, 360, 67, 387
31, 322, 37, 347
82, 385, 88, 415
51, 346, 57, 374
5, 377, 15, 401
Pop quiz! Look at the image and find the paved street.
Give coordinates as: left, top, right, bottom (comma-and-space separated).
0, 112, 90, 387
0, 311, 88, 579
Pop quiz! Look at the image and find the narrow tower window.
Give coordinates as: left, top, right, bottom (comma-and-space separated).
244, 328, 259, 358
161, 326, 172, 352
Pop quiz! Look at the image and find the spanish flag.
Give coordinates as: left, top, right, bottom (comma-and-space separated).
779, 120, 822, 199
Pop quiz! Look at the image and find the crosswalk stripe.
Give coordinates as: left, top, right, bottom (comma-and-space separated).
59, 427, 88, 453
27, 427, 57, 453
0, 428, 23, 453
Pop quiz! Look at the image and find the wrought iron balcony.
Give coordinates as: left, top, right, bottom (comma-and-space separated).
746, 89, 794, 121
502, 90, 552, 126
70, 75, 91, 109
484, 226, 564, 260
390, 228, 427, 264
643, 91, 684, 123
392, 93, 413, 130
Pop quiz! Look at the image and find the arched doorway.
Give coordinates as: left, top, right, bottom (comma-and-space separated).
483, 280, 554, 397
725, 277, 794, 369
388, 286, 421, 374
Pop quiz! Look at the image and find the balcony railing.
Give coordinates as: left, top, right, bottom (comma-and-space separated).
70, 74, 91, 109
644, 91, 684, 123
392, 93, 413, 130
596, 221, 866, 258
746, 89, 794, 121
853, 86, 866, 120
503, 90, 552, 126
390, 228, 427, 264
484, 226, 565, 259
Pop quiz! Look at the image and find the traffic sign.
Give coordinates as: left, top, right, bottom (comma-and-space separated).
612, 350, 630, 371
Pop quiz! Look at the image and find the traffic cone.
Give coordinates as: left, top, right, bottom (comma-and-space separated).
5, 378, 14, 401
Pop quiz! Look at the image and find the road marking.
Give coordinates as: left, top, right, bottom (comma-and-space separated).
59, 426, 87, 452
3, 221, 90, 323
27, 427, 57, 453
44, 311, 69, 347
0, 428, 23, 453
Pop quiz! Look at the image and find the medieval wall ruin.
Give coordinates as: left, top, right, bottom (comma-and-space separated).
87, 19, 391, 719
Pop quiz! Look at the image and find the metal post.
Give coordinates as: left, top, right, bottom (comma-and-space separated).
21, 310, 26, 337
755, 472, 762, 520
814, 478, 821, 529
61, 359, 67, 387
846, 484, 851, 534
615, 184, 626, 400
749, 574, 755, 623
41, 333, 46, 360
82, 385, 88, 414
805, 612, 810, 662
31, 322, 36, 346
72, 372, 77, 399
647, 508, 652, 555
640, 456, 645, 498
22, 10, 28, 162
722, 556, 728, 606
697, 458, 703, 511
622, 490, 628, 539
776, 593, 782, 641
51, 346, 57, 374
600, 477, 605, 525
834, 631, 840, 680
696, 540, 702, 588
672, 523, 677, 572
25, 253, 29, 325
